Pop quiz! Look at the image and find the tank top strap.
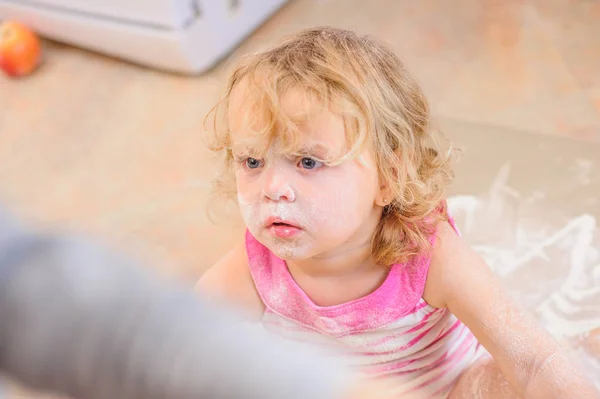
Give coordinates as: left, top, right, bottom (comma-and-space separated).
447, 214, 462, 236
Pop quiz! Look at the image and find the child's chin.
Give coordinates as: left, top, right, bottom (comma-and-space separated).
267, 242, 313, 261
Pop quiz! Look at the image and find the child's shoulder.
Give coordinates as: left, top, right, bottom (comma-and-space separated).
195, 236, 265, 320
422, 219, 472, 308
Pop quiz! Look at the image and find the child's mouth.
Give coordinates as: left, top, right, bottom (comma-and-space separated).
265, 218, 301, 238
268, 224, 301, 238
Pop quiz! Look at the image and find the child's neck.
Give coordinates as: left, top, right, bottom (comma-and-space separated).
285, 234, 389, 307
288, 208, 385, 279
288, 242, 388, 306
288, 238, 376, 279
283, 210, 388, 306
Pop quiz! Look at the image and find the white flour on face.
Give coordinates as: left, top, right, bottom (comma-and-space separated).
238, 193, 313, 259
237, 164, 371, 261
447, 163, 600, 387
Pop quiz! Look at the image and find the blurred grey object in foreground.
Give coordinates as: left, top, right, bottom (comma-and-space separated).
0, 208, 348, 399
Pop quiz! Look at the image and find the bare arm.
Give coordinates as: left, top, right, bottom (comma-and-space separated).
195, 238, 265, 321
424, 221, 600, 398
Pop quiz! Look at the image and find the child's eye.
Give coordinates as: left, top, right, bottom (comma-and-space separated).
299, 157, 323, 170
245, 157, 262, 169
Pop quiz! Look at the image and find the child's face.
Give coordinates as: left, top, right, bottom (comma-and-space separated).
228, 86, 385, 261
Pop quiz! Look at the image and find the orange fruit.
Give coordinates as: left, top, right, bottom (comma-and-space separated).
0, 21, 42, 77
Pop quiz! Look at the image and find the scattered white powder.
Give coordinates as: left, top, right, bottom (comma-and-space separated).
573, 158, 593, 186
447, 163, 600, 388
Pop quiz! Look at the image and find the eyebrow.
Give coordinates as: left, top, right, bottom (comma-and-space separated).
230, 142, 336, 162
293, 143, 331, 159
230, 142, 262, 155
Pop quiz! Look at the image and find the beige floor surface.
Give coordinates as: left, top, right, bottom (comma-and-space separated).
0, 0, 599, 397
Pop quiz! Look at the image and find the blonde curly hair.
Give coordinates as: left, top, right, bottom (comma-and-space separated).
204, 27, 458, 266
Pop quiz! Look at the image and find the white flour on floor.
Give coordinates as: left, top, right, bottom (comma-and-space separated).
447, 164, 600, 386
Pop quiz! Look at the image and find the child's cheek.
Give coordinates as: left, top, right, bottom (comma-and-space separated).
310, 175, 361, 227
237, 188, 260, 227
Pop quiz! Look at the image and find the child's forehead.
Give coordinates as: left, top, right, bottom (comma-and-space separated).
228, 81, 329, 127
227, 83, 349, 154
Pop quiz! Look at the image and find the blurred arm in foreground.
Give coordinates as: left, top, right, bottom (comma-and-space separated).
0, 208, 384, 399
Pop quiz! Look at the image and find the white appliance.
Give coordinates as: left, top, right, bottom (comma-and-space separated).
0, 0, 290, 74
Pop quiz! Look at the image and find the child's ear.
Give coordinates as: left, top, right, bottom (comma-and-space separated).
375, 152, 401, 207
375, 180, 393, 207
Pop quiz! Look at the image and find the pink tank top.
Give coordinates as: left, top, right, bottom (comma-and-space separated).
245, 218, 487, 398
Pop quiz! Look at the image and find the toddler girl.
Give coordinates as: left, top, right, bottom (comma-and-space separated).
197, 27, 600, 398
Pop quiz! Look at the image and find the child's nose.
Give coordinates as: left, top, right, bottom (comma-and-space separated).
262, 168, 296, 202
